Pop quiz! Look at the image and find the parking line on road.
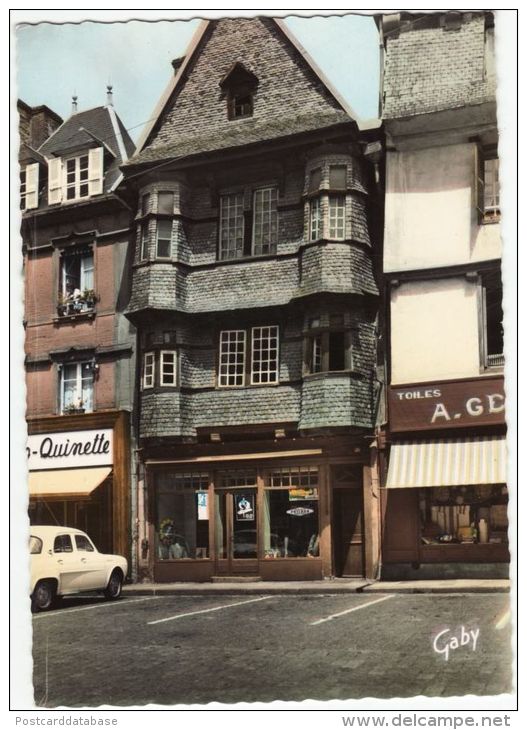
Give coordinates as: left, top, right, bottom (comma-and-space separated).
310, 594, 394, 625
33, 596, 161, 619
147, 595, 273, 625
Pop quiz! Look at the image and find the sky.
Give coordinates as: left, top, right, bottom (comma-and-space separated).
15, 11, 381, 143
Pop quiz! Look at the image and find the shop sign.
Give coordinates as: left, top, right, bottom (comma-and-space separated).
27, 429, 113, 471
289, 488, 318, 501
286, 506, 314, 517
389, 377, 505, 432
235, 494, 255, 522
197, 492, 209, 521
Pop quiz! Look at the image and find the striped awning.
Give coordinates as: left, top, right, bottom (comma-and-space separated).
385, 437, 507, 489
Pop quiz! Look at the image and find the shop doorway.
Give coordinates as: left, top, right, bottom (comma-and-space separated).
214, 489, 259, 576
332, 487, 365, 577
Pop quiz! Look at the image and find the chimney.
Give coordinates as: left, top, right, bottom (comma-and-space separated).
171, 57, 185, 75
106, 85, 113, 106
71, 95, 78, 114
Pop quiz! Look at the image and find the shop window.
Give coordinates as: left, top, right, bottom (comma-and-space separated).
482, 269, 504, 368
218, 329, 246, 387
219, 193, 244, 260
60, 362, 94, 414
160, 350, 177, 386
156, 219, 172, 258
155, 472, 210, 560
251, 326, 279, 384
218, 469, 257, 488
142, 352, 155, 389
420, 485, 508, 546
263, 467, 319, 558
252, 187, 278, 255
58, 249, 95, 316
476, 148, 500, 223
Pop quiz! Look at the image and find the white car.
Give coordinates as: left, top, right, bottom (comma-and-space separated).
30, 526, 128, 611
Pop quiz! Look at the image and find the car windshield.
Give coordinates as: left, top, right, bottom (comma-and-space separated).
29, 536, 42, 554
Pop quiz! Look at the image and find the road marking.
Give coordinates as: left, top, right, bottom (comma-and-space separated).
148, 595, 273, 625
495, 607, 511, 630
310, 594, 394, 625
33, 596, 160, 619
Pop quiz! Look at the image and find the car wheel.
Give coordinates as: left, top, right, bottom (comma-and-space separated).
104, 570, 123, 600
32, 580, 55, 612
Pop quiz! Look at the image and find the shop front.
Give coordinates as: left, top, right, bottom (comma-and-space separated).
381, 377, 509, 579
27, 411, 130, 560
141, 446, 379, 582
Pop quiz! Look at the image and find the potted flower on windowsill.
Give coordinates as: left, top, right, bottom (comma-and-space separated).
83, 289, 97, 310
63, 400, 85, 415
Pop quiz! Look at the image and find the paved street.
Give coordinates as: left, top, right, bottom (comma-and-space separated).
32, 592, 512, 707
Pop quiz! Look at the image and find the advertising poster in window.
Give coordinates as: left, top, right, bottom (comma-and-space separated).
288, 487, 319, 501
196, 491, 209, 520
235, 493, 255, 521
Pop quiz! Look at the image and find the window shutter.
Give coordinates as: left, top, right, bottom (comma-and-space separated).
474, 146, 485, 220
25, 163, 39, 210
88, 147, 104, 196
48, 157, 62, 204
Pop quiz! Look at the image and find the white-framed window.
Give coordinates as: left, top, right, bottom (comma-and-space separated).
59, 250, 95, 314
312, 335, 322, 373
309, 197, 321, 241
484, 158, 500, 219
218, 330, 246, 387
252, 187, 278, 255
48, 147, 104, 205
160, 351, 177, 386
219, 193, 244, 260
140, 223, 149, 261
251, 326, 279, 385
65, 154, 89, 201
143, 352, 155, 389
156, 219, 172, 258
60, 362, 94, 413
20, 163, 39, 211
328, 195, 346, 239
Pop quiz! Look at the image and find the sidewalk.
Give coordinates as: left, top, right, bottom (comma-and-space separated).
122, 578, 510, 596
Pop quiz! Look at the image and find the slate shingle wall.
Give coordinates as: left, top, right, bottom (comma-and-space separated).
383, 14, 495, 119
299, 374, 374, 430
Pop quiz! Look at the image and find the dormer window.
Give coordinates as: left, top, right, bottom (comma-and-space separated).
65, 154, 89, 200
231, 94, 253, 119
48, 147, 103, 205
219, 62, 258, 121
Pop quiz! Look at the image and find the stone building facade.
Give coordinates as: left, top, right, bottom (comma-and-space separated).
121, 17, 383, 582
377, 12, 508, 579
22, 94, 137, 562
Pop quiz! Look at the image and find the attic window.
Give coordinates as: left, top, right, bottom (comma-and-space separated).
231, 94, 253, 119
219, 62, 258, 121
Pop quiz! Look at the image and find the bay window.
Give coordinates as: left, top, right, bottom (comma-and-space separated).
219, 193, 244, 260
252, 187, 278, 255
218, 326, 279, 387
160, 351, 177, 386
142, 352, 155, 389
156, 219, 172, 258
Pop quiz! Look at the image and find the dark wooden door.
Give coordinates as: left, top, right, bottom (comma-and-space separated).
333, 488, 365, 577
215, 489, 259, 576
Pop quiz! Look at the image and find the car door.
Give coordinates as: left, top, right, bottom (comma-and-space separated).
53, 533, 86, 593
74, 533, 108, 590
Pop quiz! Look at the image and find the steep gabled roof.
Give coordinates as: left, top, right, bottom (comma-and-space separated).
127, 17, 363, 169
39, 105, 135, 192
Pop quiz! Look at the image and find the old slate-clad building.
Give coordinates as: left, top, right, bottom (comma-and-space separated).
120, 17, 383, 582
22, 92, 136, 560
377, 12, 508, 578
